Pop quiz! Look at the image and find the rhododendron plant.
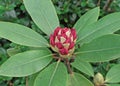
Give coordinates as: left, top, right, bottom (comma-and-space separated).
0, 0, 120, 86
50, 27, 77, 58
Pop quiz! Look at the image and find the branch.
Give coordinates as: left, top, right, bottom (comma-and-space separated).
26, 77, 28, 86
97, 0, 101, 6
103, 0, 113, 11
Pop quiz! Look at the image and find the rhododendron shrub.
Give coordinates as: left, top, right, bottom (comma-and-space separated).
0, 0, 120, 86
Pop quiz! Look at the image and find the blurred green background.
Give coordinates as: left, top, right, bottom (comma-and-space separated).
0, 0, 120, 86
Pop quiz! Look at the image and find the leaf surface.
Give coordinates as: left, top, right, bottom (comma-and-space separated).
107, 84, 120, 86
23, 0, 59, 36
74, 7, 99, 35
72, 60, 94, 77
106, 64, 120, 83
34, 62, 68, 86
75, 34, 120, 62
0, 49, 52, 77
77, 12, 120, 45
0, 22, 48, 47
68, 72, 94, 86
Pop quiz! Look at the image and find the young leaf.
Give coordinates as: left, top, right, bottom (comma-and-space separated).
75, 34, 120, 62
23, 0, 59, 36
105, 64, 120, 83
0, 22, 48, 47
74, 7, 99, 35
0, 49, 52, 77
68, 72, 94, 86
77, 12, 120, 45
72, 59, 94, 77
34, 62, 68, 86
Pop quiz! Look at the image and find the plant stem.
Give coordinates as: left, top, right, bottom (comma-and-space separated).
97, 0, 101, 6
64, 58, 73, 74
26, 77, 28, 86
103, 0, 113, 11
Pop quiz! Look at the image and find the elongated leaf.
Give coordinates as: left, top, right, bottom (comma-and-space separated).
0, 49, 52, 77
0, 22, 48, 47
105, 64, 120, 83
34, 62, 68, 86
74, 7, 99, 34
68, 72, 94, 86
77, 12, 120, 45
72, 60, 94, 77
75, 34, 120, 62
23, 0, 59, 36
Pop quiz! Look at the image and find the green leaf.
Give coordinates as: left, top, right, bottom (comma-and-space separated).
107, 84, 120, 86
7, 48, 21, 56
68, 72, 94, 86
72, 60, 94, 77
75, 34, 120, 62
0, 22, 48, 47
77, 12, 120, 45
28, 73, 39, 86
34, 61, 68, 86
105, 64, 120, 83
23, 0, 59, 36
0, 49, 52, 77
74, 7, 99, 35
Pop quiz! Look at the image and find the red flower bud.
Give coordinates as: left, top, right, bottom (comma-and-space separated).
50, 27, 77, 58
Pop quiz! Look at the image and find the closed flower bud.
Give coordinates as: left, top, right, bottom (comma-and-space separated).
93, 73, 104, 86
50, 27, 77, 58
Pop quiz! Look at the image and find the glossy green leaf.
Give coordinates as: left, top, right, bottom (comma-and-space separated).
105, 64, 120, 83
77, 12, 120, 45
74, 7, 99, 35
68, 72, 94, 86
23, 0, 59, 36
0, 22, 48, 47
34, 62, 68, 86
0, 49, 52, 77
72, 60, 94, 77
75, 34, 120, 62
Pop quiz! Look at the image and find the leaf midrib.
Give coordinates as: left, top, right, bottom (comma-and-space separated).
78, 18, 120, 42
1, 27, 48, 46
39, 4, 53, 35
78, 60, 93, 76
0, 54, 52, 72
48, 61, 60, 86
77, 10, 98, 34
75, 47, 120, 54
106, 69, 120, 82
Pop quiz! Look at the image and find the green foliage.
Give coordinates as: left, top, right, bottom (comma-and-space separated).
34, 62, 68, 86
0, 0, 120, 86
75, 34, 120, 62
77, 12, 120, 45
68, 72, 94, 86
105, 64, 120, 83
0, 22, 48, 47
107, 84, 120, 86
23, 0, 59, 36
72, 60, 94, 77
74, 7, 99, 36
0, 50, 52, 77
